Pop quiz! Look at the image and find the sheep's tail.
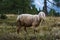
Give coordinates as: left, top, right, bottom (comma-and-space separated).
16, 16, 21, 34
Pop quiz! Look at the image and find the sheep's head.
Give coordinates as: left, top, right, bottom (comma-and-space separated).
38, 12, 46, 20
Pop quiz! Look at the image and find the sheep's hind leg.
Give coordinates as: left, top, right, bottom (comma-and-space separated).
17, 26, 21, 34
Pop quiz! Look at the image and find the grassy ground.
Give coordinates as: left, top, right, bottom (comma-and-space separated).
0, 15, 60, 40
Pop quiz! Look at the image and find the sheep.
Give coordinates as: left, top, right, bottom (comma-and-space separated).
16, 12, 46, 34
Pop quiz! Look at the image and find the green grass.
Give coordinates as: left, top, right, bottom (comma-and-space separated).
0, 15, 60, 40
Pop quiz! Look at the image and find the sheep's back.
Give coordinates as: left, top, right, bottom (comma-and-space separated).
19, 14, 33, 27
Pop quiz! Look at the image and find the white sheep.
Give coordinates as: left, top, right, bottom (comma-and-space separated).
16, 12, 46, 34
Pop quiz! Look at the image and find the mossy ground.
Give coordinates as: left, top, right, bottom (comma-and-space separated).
0, 15, 60, 40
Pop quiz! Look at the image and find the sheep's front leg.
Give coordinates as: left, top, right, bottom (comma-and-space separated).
32, 23, 38, 34
24, 27, 28, 34
34, 27, 38, 34
40, 19, 43, 26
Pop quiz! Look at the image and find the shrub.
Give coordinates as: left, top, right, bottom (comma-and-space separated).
0, 14, 7, 19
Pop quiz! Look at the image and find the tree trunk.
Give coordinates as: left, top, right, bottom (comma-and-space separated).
44, 0, 48, 15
